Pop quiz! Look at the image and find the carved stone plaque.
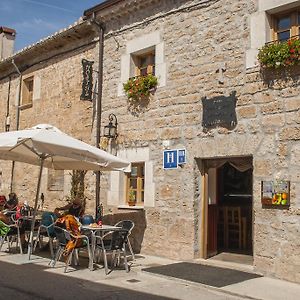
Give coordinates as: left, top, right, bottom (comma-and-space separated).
202, 91, 237, 128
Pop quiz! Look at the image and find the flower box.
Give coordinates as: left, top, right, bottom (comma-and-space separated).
258, 38, 300, 69
123, 74, 158, 102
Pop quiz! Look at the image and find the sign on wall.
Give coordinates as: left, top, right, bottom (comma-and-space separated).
163, 149, 186, 169
261, 180, 290, 207
80, 59, 94, 101
202, 91, 237, 129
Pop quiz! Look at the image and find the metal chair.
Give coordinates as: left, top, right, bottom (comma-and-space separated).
95, 229, 129, 275
50, 226, 91, 273
33, 214, 56, 258
114, 220, 135, 259
0, 215, 23, 253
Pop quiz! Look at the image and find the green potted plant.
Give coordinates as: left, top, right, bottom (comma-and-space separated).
258, 38, 300, 68
128, 186, 136, 206
123, 74, 158, 102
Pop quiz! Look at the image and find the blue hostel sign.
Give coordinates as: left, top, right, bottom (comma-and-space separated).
163, 149, 186, 169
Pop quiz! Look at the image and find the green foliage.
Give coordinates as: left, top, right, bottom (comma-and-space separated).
258, 39, 300, 68
123, 74, 158, 102
128, 186, 136, 203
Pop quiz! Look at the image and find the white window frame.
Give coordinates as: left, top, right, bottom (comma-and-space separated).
18, 75, 41, 108
107, 147, 155, 208
118, 31, 166, 96
247, 0, 300, 69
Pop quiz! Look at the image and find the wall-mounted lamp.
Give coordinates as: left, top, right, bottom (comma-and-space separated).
103, 113, 118, 139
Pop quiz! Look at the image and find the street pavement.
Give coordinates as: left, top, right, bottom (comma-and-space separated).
0, 248, 299, 300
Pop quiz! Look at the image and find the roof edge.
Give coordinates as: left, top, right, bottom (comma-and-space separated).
83, 0, 123, 17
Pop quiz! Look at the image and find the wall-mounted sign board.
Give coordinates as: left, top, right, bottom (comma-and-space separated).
202, 91, 237, 129
163, 149, 186, 169
261, 181, 290, 207
80, 59, 94, 101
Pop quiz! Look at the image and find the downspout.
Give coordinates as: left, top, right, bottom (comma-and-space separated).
89, 14, 105, 218
12, 59, 22, 130
5, 76, 11, 131
10, 59, 22, 192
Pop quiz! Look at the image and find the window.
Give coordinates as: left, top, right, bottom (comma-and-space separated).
119, 31, 166, 95
247, 1, 300, 69
47, 169, 64, 191
22, 76, 34, 106
133, 51, 155, 76
272, 10, 300, 41
126, 163, 144, 205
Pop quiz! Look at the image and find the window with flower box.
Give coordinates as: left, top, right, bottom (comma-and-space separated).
126, 163, 144, 206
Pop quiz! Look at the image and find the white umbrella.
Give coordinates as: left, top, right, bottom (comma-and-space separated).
0, 124, 130, 258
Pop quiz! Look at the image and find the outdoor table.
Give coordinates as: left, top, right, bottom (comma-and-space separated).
81, 224, 122, 270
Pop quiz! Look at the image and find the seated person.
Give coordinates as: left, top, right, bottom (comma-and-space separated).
0, 195, 6, 210
54, 196, 84, 218
0, 211, 27, 250
4, 192, 19, 211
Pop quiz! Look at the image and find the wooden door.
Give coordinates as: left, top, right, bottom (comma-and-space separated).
207, 168, 218, 257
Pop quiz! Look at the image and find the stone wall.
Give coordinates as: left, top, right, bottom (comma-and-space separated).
98, 0, 299, 282
0, 39, 99, 214
0, 0, 299, 283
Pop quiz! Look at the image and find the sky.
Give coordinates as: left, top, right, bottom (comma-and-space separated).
0, 0, 104, 51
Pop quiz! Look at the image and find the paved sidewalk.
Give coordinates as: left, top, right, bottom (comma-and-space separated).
0, 249, 299, 300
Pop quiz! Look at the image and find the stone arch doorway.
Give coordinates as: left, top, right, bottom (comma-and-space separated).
201, 156, 253, 260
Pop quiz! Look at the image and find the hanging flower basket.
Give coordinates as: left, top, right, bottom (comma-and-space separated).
123, 74, 158, 102
258, 38, 300, 69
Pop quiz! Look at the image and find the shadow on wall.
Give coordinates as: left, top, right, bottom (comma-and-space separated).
102, 210, 146, 254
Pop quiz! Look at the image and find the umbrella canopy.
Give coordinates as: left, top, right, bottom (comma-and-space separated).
0, 124, 130, 171
0, 124, 130, 258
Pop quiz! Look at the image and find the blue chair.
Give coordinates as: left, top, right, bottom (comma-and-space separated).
81, 215, 94, 225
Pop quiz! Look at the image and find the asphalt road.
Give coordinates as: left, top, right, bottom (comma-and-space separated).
0, 260, 173, 300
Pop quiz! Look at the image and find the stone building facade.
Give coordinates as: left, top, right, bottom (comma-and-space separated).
0, 0, 299, 283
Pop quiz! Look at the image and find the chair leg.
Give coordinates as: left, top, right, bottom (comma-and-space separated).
17, 228, 23, 254
123, 247, 129, 273
74, 249, 79, 266
33, 229, 41, 252
64, 250, 73, 273
0, 234, 7, 251
103, 249, 109, 275
111, 250, 116, 269
86, 242, 93, 271
49, 238, 54, 259
50, 246, 62, 267
127, 237, 135, 260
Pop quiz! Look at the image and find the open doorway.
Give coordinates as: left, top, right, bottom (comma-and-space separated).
205, 157, 253, 262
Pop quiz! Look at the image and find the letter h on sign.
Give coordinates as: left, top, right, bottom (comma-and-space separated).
163, 150, 178, 169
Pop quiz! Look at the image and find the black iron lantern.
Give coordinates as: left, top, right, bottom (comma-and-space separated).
103, 113, 118, 139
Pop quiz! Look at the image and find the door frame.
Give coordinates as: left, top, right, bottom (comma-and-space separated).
200, 157, 254, 259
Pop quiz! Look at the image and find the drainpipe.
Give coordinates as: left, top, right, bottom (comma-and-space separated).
10, 59, 22, 192
89, 14, 105, 218
5, 76, 11, 132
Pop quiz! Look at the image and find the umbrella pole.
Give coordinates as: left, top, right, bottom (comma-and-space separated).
28, 157, 44, 259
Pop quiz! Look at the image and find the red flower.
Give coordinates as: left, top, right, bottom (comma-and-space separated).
290, 48, 295, 53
